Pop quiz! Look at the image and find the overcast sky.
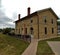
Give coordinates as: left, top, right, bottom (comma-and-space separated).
0, 0, 60, 28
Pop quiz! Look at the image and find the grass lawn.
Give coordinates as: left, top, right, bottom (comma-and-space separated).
0, 33, 29, 55
37, 37, 60, 55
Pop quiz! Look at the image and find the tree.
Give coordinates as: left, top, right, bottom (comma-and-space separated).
2, 28, 12, 34
57, 21, 60, 25
0, 29, 2, 32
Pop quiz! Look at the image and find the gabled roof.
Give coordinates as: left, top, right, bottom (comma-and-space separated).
15, 8, 59, 23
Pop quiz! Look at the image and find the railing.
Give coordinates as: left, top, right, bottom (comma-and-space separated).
8, 33, 31, 43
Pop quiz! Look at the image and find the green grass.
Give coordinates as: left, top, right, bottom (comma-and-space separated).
46, 37, 60, 41
37, 41, 53, 55
37, 37, 60, 55
0, 33, 29, 55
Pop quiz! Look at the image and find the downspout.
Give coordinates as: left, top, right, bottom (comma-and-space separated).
37, 12, 39, 39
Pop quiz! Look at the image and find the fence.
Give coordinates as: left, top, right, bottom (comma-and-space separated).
8, 33, 31, 43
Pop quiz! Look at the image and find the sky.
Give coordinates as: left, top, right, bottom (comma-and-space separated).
0, 0, 60, 28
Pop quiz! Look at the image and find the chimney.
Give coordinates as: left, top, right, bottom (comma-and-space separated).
27, 7, 30, 16
18, 14, 20, 20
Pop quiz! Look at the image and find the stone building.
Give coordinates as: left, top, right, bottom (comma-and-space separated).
15, 7, 58, 39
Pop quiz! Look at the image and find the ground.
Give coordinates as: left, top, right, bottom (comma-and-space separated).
0, 33, 29, 55
0, 33, 60, 55
37, 37, 60, 55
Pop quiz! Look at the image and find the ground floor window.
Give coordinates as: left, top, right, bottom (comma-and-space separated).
30, 27, 33, 34
19, 29, 20, 34
25, 28, 27, 34
22, 28, 23, 30
52, 28, 54, 34
45, 27, 47, 34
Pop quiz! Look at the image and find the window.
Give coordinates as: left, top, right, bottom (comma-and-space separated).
44, 19, 47, 23
19, 29, 20, 34
45, 27, 47, 34
30, 27, 33, 34
22, 28, 23, 30
52, 28, 54, 34
43, 16, 47, 23
31, 20, 33, 23
25, 28, 27, 34
51, 19, 53, 24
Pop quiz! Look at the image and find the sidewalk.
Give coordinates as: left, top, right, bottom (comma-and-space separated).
47, 41, 60, 55
22, 39, 38, 55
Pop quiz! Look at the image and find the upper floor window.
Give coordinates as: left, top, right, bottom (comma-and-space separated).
31, 20, 33, 23
43, 16, 47, 23
44, 19, 47, 23
51, 19, 53, 24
